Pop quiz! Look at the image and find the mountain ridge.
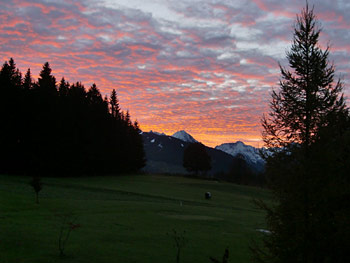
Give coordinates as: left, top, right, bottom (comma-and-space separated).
142, 130, 265, 175
142, 131, 234, 175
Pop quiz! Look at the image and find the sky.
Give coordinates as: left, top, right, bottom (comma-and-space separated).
1, 0, 350, 147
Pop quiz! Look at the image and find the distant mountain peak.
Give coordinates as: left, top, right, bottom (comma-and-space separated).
215, 141, 265, 172
171, 130, 198, 143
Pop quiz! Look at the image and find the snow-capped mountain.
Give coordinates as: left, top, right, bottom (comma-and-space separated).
171, 130, 198, 143
141, 130, 266, 175
141, 131, 234, 175
215, 141, 265, 172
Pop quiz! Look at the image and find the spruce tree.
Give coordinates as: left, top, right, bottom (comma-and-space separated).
109, 89, 120, 118
262, 4, 345, 149
0, 58, 24, 173
58, 77, 69, 97
31, 62, 59, 174
0, 58, 22, 89
130, 120, 146, 170
254, 4, 348, 263
37, 62, 57, 95
87, 83, 103, 105
23, 68, 33, 91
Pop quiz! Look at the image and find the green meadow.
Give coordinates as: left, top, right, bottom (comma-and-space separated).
0, 174, 270, 263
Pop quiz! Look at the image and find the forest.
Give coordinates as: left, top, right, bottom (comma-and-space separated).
0, 59, 145, 176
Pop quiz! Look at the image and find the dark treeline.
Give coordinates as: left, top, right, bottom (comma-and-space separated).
214, 156, 265, 187
226, 155, 265, 187
0, 58, 145, 176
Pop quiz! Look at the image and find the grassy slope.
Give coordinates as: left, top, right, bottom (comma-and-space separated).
0, 174, 270, 263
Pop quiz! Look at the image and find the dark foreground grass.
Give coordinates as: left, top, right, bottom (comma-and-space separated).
0, 174, 270, 263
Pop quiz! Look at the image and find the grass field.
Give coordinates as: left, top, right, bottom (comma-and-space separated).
0, 174, 270, 263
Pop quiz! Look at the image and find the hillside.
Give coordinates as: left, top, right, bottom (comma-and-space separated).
0, 174, 269, 263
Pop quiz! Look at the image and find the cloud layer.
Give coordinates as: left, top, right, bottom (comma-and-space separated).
1, 0, 349, 147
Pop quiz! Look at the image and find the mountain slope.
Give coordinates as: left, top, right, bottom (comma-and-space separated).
142, 132, 234, 175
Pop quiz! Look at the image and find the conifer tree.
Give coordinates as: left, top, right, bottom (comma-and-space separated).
23, 68, 33, 91
0, 58, 22, 90
69, 81, 86, 101
262, 4, 345, 149
254, 4, 348, 263
109, 89, 120, 118
37, 62, 57, 95
131, 120, 146, 170
58, 77, 69, 97
124, 110, 131, 126
0, 59, 23, 173
32, 62, 59, 174
87, 83, 103, 107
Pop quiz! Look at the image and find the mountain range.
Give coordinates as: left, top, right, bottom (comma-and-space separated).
141, 130, 265, 175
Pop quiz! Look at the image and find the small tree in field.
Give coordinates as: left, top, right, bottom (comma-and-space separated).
57, 213, 81, 257
183, 142, 211, 175
167, 229, 187, 263
29, 177, 42, 204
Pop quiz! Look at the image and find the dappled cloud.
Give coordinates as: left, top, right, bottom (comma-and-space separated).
1, 0, 349, 147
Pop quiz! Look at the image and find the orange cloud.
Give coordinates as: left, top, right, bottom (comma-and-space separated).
1, 0, 349, 148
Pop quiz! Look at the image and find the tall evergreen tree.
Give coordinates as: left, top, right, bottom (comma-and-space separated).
262, 4, 345, 149
69, 81, 86, 100
58, 77, 69, 97
23, 68, 33, 91
36, 62, 56, 95
0, 58, 23, 173
124, 110, 132, 126
0, 58, 22, 90
130, 120, 146, 170
109, 89, 120, 118
87, 83, 103, 105
30, 62, 59, 174
254, 4, 349, 263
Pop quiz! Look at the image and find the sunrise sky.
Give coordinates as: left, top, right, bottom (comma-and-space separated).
1, 0, 349, 147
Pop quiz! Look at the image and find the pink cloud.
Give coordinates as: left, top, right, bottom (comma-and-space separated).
1, 0, 349, 147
